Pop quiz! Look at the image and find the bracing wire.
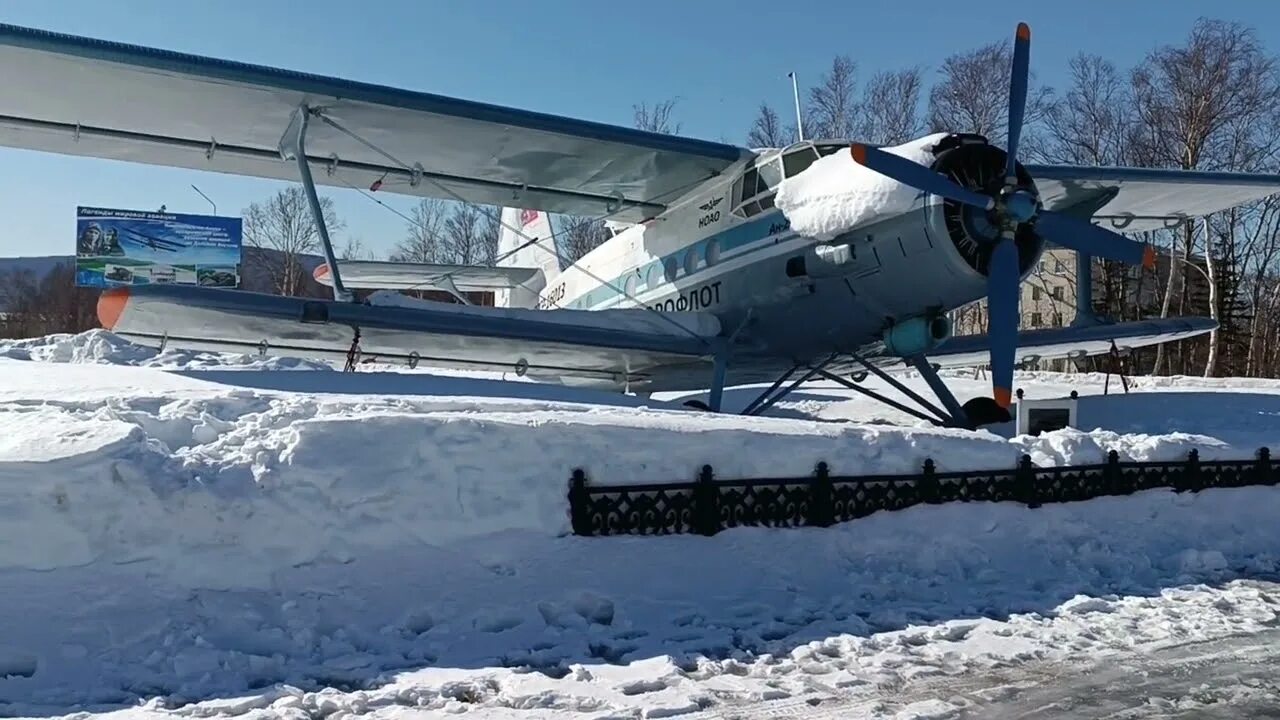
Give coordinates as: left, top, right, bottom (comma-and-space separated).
314, 110, 727, 345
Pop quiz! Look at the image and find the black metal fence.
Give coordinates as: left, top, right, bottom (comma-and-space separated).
568, 447, 1274, 537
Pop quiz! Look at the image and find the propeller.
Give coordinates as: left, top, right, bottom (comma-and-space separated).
850, 22, 1156, 413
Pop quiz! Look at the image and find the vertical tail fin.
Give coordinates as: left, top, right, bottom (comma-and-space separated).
496, 208, 560, 308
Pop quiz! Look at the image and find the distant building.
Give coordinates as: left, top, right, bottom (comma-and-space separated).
951, 246, 1210, 334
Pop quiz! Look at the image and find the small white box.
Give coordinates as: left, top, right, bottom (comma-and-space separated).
1015, 394, 1079, 436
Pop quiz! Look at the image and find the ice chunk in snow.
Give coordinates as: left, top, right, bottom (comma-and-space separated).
775, 132, 949, 241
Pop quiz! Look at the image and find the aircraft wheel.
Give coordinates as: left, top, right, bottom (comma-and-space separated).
683, 399, 712, 412
961, 397, 1012, 428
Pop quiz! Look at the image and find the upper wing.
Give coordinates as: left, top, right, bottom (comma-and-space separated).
97, 284, 721, 389
313, 261, 542, 292
1027, 165, 1280, 232
0, 24, 751, 223
924, 316, 1216, 370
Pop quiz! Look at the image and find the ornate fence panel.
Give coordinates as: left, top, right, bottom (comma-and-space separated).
568, 448, 1274, 537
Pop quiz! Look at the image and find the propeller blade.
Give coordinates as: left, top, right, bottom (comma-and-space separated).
986, 237, 1021, 409
851, 144, 995, 211
1005, 23, 1031, 181
1036, 211, 1156, 269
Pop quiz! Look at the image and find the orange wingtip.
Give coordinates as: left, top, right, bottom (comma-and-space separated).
850, 144, 868, 165
994, 387, 1013, 409
1017, 23, 1030, 40
97, 287, 130, 330
313, 264, 331, 280
1142, 244, 1156, 270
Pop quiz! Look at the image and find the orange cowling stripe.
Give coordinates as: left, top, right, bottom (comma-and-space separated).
993, 387, 1013, 409
97, 287, 130, 330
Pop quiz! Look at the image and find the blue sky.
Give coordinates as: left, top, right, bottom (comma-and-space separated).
2, 0, 1279, 259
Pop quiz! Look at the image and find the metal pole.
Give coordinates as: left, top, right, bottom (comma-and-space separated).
789, 72, 805, 142
1072, 250, 1095, 326
287, 107, 351, 302
190, 184, 216, 215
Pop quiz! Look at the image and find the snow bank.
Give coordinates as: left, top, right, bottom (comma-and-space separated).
0, 394, 1029, 580
1015, 427, 1239, 466
4, 485, 1279, 715
0, 329, 331, 371
775, 133, 948, 241
2, 335, 1280, 716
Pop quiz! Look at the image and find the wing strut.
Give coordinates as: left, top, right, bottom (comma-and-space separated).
280, 106, 352, 303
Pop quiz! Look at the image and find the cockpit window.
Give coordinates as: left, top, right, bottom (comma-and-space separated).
783, 147, 821, 177
733, 157, 784, 218
758, 159, 782, 191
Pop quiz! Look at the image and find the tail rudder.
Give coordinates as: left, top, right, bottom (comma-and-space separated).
496, 208, 559, 308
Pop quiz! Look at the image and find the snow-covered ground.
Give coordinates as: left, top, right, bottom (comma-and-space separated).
1, 331, 1279, 718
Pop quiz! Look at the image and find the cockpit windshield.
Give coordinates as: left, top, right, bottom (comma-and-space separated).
732, 142, 845, 218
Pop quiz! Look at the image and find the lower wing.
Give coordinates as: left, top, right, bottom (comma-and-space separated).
925, 316, 1216, 369
96, 284, 720, 388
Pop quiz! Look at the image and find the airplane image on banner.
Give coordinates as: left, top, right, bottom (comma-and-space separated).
2, 21, 1278, 427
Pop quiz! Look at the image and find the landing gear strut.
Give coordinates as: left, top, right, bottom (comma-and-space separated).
726, 351, 1009, 429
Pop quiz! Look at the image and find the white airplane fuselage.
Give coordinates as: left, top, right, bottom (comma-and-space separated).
532, 137, 1038, 363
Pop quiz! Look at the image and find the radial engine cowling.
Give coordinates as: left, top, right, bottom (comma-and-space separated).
930, 138, 1046, 279
883, 314, 952, 358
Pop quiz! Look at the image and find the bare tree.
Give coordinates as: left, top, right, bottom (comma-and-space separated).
441, 202, 499, 266
1131, 19, 1280, 374
243, 186, 344, 297
392, 198, 451, 263
857, 67, 924, 144
1041, 54, 1133, 165
927, 41, 1052, 148
338, 236, 374, 261
746, 103, 789, 148
0, 263, 98, 338
806, 56, 859, 139
560, 215, 610, 263
633, 99, 682, 134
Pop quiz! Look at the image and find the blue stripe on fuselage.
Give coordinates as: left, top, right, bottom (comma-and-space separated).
565, 210, 795, 310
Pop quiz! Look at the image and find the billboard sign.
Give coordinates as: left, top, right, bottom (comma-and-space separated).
75, 206, 242, 288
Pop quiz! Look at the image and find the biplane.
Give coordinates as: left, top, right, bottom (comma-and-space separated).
1, 21, 1276, 426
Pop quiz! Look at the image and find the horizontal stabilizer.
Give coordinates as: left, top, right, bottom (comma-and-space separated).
96, 284, 720, 389
314, 261, 541, 292
1028, 165, 1280, 232
926, 316, 1217, 369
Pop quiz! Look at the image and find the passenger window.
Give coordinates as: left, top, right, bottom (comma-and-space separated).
646, 262, 662, 288
663, 257, 678, 282
683, 249, 698, 276
783, 148, 820, 177
705, 239, 721, 266
624, 273, 638, 297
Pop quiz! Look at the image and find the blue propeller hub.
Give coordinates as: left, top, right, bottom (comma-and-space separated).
1002, 188, 1039, 225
